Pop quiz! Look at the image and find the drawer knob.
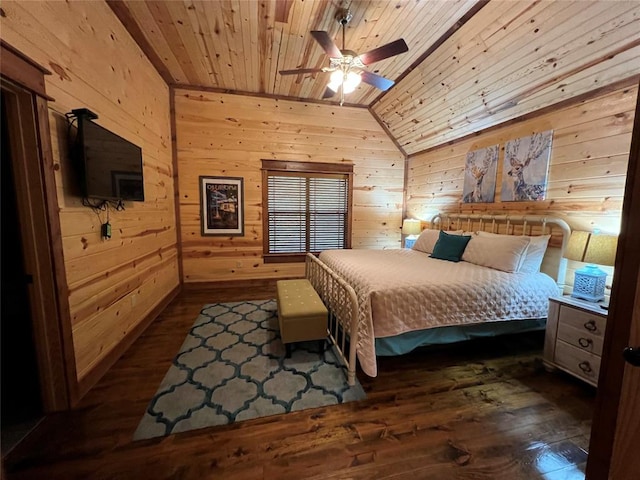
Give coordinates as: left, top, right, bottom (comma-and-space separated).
578, 361, 593, 374
583, 320, 597, 332
578, 337, 593, 348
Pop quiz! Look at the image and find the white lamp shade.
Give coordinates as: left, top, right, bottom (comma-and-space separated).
564, 231, 590, 262
583, 234, 617, 266
402, 219, 421, 236
564, 230, 617, 267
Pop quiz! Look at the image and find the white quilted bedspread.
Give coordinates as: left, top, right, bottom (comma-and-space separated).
318, 248, 559, 377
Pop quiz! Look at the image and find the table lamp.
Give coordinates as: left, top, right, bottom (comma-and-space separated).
402, 219, 421, 248
564, 230, 617, 302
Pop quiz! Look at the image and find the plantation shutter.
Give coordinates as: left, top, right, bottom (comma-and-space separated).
309, 176, 348, 251
267, 174, 348, 253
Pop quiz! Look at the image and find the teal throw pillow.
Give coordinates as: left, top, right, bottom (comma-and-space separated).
430, 231, 472, 262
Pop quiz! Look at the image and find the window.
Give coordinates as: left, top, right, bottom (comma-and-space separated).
262, 160, 353, 262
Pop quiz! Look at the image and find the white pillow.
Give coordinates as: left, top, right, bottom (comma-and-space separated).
412, 229, 463, 254
476, 231, 551, 273
462, 233, 530, 272
519, 235, 551, 273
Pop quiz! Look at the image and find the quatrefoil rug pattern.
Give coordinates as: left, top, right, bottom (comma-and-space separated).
134, 299, 365, 440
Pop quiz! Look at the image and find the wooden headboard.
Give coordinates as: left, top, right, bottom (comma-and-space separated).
430, 213, 571, 289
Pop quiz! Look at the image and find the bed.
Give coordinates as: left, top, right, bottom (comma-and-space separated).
305, 213, 571, 385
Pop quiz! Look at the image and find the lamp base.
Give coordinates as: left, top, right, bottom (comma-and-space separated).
571, 264, 607, 303
404, 235, 418, 249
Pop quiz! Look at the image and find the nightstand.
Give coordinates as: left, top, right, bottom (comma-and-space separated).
543, 296, 607, 387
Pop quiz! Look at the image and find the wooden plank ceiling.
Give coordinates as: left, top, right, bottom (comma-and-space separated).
374, 0, 640, 154
111, 0, 640, 153
111, 0, 479, 105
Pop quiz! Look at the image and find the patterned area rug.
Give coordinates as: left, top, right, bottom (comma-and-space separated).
134, 299, 365, 440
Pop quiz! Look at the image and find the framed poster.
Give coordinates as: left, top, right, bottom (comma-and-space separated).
199, 176, 244, 236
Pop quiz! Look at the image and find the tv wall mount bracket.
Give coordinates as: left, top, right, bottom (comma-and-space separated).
68, 108, 98, 120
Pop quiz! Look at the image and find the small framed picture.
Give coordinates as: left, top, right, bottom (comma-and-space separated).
199, 176, 244, 236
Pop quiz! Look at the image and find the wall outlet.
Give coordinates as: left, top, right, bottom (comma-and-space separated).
101, 222, 111, 239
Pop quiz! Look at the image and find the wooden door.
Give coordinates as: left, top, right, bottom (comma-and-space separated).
0, 42, 74, 411
1, 90, 44, 434
609, 275, 640, 478
586, 82, 640, 479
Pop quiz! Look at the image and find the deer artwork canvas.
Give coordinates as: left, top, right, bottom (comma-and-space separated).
501, 130, 553, 202
462, 145, 499, 203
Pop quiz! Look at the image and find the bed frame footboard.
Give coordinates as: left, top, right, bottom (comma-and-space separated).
305, 253, 359, 386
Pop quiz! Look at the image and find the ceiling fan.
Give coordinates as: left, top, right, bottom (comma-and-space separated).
279, 9, 409, 105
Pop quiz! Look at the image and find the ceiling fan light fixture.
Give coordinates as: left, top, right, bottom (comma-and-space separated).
327, 70, 361, 94
280, 8, 408, 104
343, 71, 361, 93
327, 70, 343, 92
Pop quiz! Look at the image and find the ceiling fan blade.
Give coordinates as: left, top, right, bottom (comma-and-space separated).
279, 68, 325, 75
360, 71, 395, 91
311, 31, 342, 58
358, 38, 408, 65
322, 86, 337, 99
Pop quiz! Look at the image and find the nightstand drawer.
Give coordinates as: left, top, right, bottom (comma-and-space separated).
545, 297, 607, 387
555, 340, 601, 385
558, 305, 606, 338
557, 322, 604, 356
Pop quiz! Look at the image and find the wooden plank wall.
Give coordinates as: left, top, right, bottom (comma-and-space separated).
405, 84, 638, 292
174, 88, 405, 283
0, 2, 179, 389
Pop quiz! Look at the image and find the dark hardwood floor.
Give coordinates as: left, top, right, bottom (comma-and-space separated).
3, 282, 595, 479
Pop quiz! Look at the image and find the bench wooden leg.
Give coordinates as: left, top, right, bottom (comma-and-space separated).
285, 343, 292, 358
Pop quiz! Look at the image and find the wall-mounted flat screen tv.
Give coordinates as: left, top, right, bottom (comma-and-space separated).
75, 116, 144, 202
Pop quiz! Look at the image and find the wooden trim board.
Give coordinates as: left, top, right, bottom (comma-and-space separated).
169, 86, 185, 284
0, 41, 53, 100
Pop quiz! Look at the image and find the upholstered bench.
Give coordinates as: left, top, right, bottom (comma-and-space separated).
276, 279, 328, 357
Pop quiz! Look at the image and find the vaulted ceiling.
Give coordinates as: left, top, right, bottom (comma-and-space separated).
110, 0, 640, 154
109, 0, 480, 105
